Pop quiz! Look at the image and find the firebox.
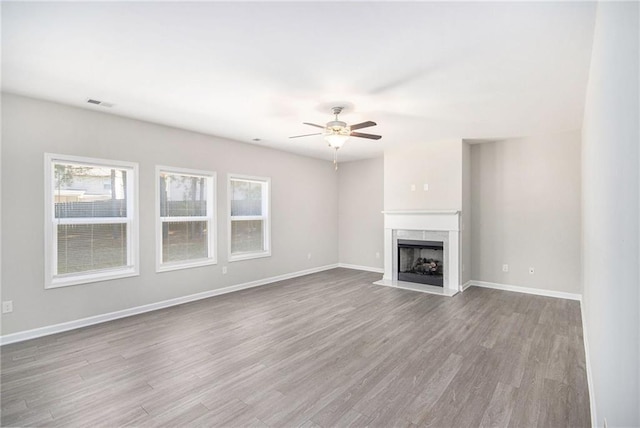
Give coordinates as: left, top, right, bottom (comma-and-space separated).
397, 239, 444, 287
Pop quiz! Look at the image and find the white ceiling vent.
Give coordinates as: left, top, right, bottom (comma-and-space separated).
86, 98, 114, 108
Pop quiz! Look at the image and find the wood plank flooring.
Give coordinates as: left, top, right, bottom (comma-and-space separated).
1, 268, 590, 427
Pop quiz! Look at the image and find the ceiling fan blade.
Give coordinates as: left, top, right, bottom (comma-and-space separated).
350, 131, 382, 140
289, 133, 322, 139
350, 121, 377, 131
303, 122, 325, 129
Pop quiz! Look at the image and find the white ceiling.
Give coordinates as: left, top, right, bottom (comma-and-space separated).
2, 1, 596, 162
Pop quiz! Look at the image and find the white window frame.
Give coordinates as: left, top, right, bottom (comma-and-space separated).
156, 166, 217, 272
228, 174, 271, 262
44, 153, 139, 289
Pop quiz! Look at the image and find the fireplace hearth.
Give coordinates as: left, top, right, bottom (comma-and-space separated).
397, 239, 444, 286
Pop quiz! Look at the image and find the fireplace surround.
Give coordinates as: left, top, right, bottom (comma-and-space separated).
374, 210, 460, 296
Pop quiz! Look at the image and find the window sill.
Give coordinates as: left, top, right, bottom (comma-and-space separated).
46, 267, 139, 289
228, 250, 271, 262
157, 258, 217, 273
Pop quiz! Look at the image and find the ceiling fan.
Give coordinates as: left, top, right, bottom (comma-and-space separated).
290, 106, 381, 169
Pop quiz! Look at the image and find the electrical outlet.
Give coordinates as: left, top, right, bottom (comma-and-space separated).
502, 264, 509, 272
423, 183, 429, 191
375, 252, 380, 259
410, 184, 416, 192
529, 267, 535, 274
222, 266, 227, 274
307, 253, 312, 260
2, 301, 13, 314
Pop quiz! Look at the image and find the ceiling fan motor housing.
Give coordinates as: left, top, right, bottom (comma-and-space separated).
326, 120, 349, 132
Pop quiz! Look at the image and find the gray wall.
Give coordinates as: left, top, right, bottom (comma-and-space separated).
384, 140, 463, 210
1, 94, 339, 336
338, 157, 384, 271
461, 141, 471, 284
470, 131, 581, 294
582, 2, 639, 426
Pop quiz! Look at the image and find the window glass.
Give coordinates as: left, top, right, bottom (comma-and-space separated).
228, 175, 270, 261
157, 167, 216, 271
46, 154, 138, 288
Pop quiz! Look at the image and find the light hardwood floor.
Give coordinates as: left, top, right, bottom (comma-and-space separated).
1, 268, 590, 427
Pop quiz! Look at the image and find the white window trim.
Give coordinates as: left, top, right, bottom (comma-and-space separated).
227, 173, 271, 262
44, 153, 139, 289
156, 166, 217, 273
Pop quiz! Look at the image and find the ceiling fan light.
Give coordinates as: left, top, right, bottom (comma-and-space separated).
324, 126, 350, 148
325, 133, 349, 148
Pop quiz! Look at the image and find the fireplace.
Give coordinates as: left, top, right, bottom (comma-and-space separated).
375, 210, 460, 297
397, 239, 444, 286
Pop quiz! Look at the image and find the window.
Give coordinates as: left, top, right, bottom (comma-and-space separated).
44, 154, 139, 288
228, 174, 270, 261
157, 166, 216, 271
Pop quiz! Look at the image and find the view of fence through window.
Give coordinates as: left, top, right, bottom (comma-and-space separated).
57, 224, 127, 273
53, 162, 129, 275
230, 178, 266, 254
159, 171, 210, 264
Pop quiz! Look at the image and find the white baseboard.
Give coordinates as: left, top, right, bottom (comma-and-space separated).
580, 299, 597, 428
461, 280, 472, 292
337, 263, 384, 274
0, 263, 339, 346
469, 280, 582, 301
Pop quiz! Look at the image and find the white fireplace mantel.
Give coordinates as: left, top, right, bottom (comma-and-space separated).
375, 210, 461, 297
382, 210, 459, 214
382, 210, 460, 232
